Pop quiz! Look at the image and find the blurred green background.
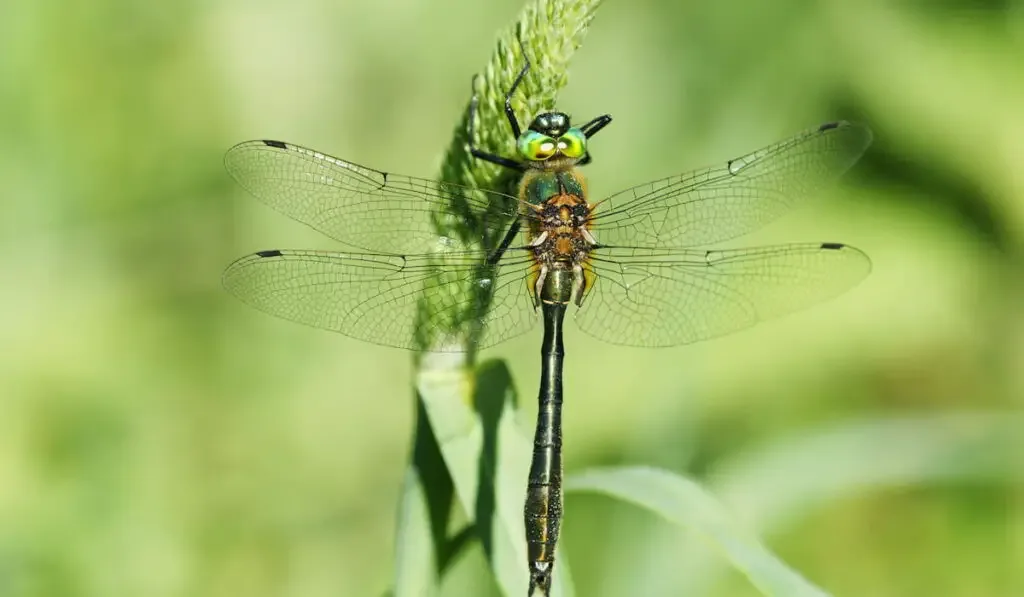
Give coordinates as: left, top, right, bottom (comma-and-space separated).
2, 0, 1022, 596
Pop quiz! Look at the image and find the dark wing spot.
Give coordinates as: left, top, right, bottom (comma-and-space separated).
820, 242, 845, 250
261, 140, 288, 149
256, 249, 284, 258
818, 121, 841, 132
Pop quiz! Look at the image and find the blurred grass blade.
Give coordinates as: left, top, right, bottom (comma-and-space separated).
714, 412, 1024, 526
622, 412, 1024, 596
393, 467, 440, 597
416, 357, 575, 596
565, 466, 832, 597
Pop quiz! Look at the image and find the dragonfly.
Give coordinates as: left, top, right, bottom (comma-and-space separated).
222, 50, 872, 597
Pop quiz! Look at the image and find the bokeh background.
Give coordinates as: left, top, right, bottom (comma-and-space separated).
2, 0, 1022, 596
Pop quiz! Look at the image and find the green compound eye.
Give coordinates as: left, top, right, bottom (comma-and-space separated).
518, 131, 557, 161
557, 128, 587, 158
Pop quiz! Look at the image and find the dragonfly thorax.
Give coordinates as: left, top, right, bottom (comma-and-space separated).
538, 197, 590, 231
526, 183, 597, 308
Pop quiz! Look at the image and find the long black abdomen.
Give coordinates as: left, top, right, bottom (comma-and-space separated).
526, 301, 567, 595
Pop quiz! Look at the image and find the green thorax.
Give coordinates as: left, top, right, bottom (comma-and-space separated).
519, 168, 587, 206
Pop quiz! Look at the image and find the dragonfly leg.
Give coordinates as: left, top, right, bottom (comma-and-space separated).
576, 114, 612, 166
485, 220, 523, 265
502, 35, 532, 139
529, 231, 549, 247
467, 76, 527, 172
579, 114, 613, 139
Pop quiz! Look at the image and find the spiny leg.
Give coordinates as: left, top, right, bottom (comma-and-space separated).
576, 114, 613, 166
579, 114, 612, 139
502, 36, 532, 139
467, 76, 526, 172
486, 220, 524, 265
465, 35, 536, 172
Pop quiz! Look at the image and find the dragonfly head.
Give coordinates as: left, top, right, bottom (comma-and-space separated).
518, 112, 587, 163
528, 111, 571, 136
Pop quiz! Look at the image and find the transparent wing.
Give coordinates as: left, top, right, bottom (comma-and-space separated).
575, 243, 870, 347
223, 248, 538, 351
225, 140, 528, 254
590, 121, 872, 248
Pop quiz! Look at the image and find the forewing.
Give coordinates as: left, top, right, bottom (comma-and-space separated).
224, 140, 525, 254
591, 122, 872, 248
223, 249, 538, 351
575, 243, 870, 347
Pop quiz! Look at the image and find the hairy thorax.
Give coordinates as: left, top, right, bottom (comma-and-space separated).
519, 168, 598, 306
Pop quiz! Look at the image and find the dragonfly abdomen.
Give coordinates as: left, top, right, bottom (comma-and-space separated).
525, 301, 568, 596
524, 437, 562, 585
